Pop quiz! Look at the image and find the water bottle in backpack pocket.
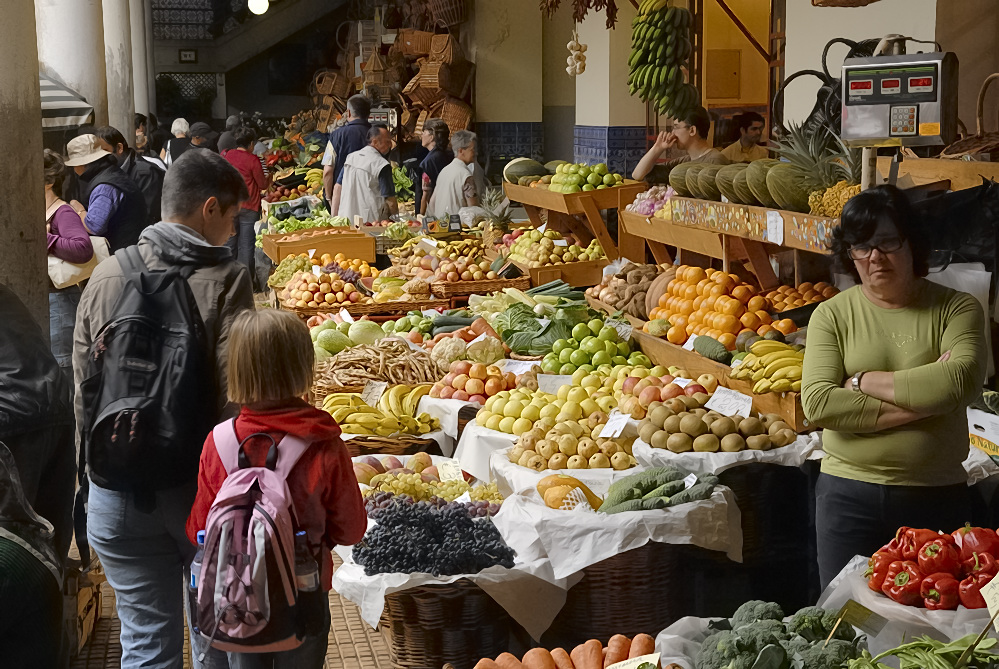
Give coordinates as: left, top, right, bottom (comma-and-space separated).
193, 419, 322, 656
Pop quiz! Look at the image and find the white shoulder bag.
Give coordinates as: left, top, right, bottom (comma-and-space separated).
46, 199, 111, 289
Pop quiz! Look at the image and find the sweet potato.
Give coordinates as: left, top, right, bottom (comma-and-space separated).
474, 660, 501, 669
604, 635, 631, 667
570, 640, 603, 669
495, 653, 525, 669
470, 317, 500, 339
551, 648, 575, 669
628, 634, 655, 659
523, 648, 558, 669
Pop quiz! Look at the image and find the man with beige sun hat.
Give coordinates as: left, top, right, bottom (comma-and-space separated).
65, 134, 148, 252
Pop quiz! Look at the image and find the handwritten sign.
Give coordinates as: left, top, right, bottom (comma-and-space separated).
538, 374, 574, 395
607, 654, 660, 669
682, 334, 699, 351
600, 410, 630, 439
360, 381, 388, 408
501, 359, 540, 376
837, 599, 888, 636
704, 386, 753, 418
766, 210, 784, 246
437, 458, 464, 482
606, 319, 633, 342
339, 308, 355, 323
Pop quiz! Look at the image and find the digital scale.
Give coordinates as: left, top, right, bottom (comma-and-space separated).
369, 106, 399, 130
840, 52, 958, 148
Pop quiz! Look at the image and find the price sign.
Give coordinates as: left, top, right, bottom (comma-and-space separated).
311, 265, 321, 277
600, 410, 630, 439
418, 237, 438, 254
437, 458, 464, 482
339, 308, 355, 323
766, 210, 784, 246
982, 578, 999, 634
682, 334, 699, 351
537, 374, 574, 394
360, 381, 388, 408
469, 332, 489, 345
537, 222, 547, 234
672, 377, 691, 388
837, 599, 888, 636
704, 386, 753, 418
683, 473, 698, 489
607, 319, 633, 342
307, 248, 317, 258
455, 491, 472, 504
606, 654, 660, 669
553, 238, 568, 246
537, 318, 551, 328
422, 309, 443, 317
500, 360, 539, 376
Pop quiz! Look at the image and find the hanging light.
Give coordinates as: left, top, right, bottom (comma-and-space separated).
248, 0, 269, 15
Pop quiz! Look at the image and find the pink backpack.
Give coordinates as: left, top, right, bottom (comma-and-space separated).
194, 419, 314, 654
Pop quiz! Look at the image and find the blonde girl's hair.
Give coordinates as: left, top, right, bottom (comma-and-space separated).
227, 308, 314, 404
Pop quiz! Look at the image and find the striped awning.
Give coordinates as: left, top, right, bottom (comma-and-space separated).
40, 74, 94, 131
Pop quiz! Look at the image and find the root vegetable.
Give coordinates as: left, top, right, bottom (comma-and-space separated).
604, 635, 630, 667
628, 634, 655, 658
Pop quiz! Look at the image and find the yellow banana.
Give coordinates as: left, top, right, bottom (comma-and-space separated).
753, 379, 772, 394
770, 379, 793, 393
387, 385, 408, 417
791, 380, 802, 392
750, 341, 792, 356
759, 350, 803, 367
752, 367, 768, 382
763, 358, 802, 378
403, 385, 431, 416
771, 365, 802, 381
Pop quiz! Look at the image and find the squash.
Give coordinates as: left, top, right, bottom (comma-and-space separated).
746, 159, 780, 208
684, 163, 708, 199
668, 162, 695, 196
504, 158, 548, 184
571, 640, 604, 669
537, 474, 601, 508
604, 635, 631, 667
545, 160, 569, 174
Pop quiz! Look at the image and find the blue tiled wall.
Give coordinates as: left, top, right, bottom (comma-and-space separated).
574, 125, 648, 175
475, 122, 545, 163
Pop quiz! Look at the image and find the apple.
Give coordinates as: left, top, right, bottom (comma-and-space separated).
684, 384, 708, 397
638, 386, 662, 408
660, 384, 685, 401
633, 378, 652, 395
697, 374, 719, 393
621, 376, 640, 395
660, 374, 675, 385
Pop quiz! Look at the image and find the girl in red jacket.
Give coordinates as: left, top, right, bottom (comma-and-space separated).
186, 308, 366, 668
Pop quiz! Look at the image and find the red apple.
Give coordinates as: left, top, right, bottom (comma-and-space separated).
452, 389, 469, 402
621, 376, 640, 395
684, 384, 708, 397
660, 384, 684, 401
660, 374, 675, 385
638, 385, 662, 408
469, 394, 486, 404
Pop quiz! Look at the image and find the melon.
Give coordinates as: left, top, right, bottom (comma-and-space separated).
544, 160, 568, 175
746, 159, 780, 208
503, 158, 547, 184
684, 163, 708, 199
732, 167, 757, 205
715, 163, 748, 204
696, 165, 723, 201
669, 162, 695, 196
766, 163, 812, 212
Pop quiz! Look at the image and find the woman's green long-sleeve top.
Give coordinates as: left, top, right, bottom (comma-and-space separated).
801, 281, 987, 486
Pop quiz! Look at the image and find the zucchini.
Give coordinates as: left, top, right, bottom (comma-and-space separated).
601, 498, 645, 515
430, 324, 465, 336
641, 497, 669, 511
432, 315, 475, 327
642, 480, 686, 500
597, 486, 642, 512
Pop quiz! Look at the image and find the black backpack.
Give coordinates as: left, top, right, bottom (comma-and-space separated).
80, 246, 216, 499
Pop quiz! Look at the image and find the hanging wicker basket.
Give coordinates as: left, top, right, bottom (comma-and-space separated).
429, 34, 462, 64
428, 0, 467, 27
940, 73, 999, 159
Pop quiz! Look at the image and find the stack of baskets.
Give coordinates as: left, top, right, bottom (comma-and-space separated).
396, 28, 434, 57
428, 0, 467, 27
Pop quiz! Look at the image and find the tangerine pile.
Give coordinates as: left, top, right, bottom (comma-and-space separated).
647, 266, 799, 350
765, 282, 837, 312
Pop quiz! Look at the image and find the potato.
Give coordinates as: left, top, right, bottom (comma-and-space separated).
693, 434, 720, 452
720, 433, 746, 452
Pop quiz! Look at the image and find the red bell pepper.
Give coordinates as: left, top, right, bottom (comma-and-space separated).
959, 571, 996, 609
898, 527, 941, 560
882, 560, 924, 607
917, 538, 962, 577
962, 552, 999, 578
866, 551, 900, 593
921, 572, 961, 610
952, 524, 999, 562
877, 536, 904, 559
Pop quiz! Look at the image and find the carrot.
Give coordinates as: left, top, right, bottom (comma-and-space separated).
474, 660, 501, 669
470, 317, 499, 339
570, 639, 603, 669
495, 652, 525, 669
551, 648, 575, 669
523, 648, 558, 669
628, 634, 655, 659
604, 635, 630, 667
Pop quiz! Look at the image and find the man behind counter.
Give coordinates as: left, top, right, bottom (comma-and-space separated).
632, 106, 729, 184
721, 111, 768, 163
336, 124, 398, 223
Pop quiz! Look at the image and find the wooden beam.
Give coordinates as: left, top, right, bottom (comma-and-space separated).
578, 196, 621, 260
730, 237, 779, 290
647, 240, 674, 265
713, 0, 769, 61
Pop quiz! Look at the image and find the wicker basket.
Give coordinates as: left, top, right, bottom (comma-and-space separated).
431, 97, 473, 133
429, 34, 462, 64
541, 542, 681, 648
380, 579, 517, 669
342, 435, 442, 457
508, 352, 543, 362
428, 0, 467, 27
281, 298, 451, 321
430, 276, 530, 299
396, 28, 435, 57
403, 75, 447, 108
375, 235, 407, 255
420, 62, 465, 97
310, 382, 365, 408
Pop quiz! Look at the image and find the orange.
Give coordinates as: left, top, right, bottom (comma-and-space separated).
773, 301, 786, 312
704, 267, 717, 278
659, 293, 670, 308
671, 314, 688, 332
708, 283, 727, 297
666, 326, 686, 345
822, 287, 838, 298
774, 318, 798, 335
814, 282, 830, 292
757, 324, 774, 337
702, 295, 718, 312
798, 282, 814, 294
696, 278, 712, 296
747, 295, 767, 312
683, 284, 699, 301
685, 266, 707, 284
732, 285, 755, 304
716, 314, 739, 334
719, 299, 745, 318
677, 299, 694, 316
692, 295, 704, 311
713, 272, 736, 291
740, 312, 762, 331
756, 310, 772, 325
718, 332, 737, 351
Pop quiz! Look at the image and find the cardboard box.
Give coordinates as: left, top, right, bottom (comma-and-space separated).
969, 408, 999, 458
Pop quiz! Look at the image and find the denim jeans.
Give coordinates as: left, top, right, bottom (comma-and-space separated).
49, 287, 83, 381
87, 479, 229, 669
225, 208, 259, 290
225, 601, 331, 669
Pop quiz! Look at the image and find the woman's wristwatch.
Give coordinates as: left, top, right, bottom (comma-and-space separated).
851, 371, 866, 393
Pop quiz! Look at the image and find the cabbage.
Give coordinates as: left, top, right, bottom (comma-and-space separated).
317, 329, 351, 354
314, 344, 333, 361
466, 336, 505, 364
348, 320, 386, 346
310, 319, 338, 342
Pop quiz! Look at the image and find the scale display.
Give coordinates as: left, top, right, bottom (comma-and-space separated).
840, 52, 958, 148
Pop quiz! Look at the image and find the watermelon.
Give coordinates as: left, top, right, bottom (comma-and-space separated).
544, 160, 568, 174
684, 163, 707, 199
504, 158, 547, 184
766, 163, 811, 212
715, 163, 747, 204
696, 165, 723, 201
732, 168, 757, 205
669, 162, 695, 196
746, 159, 780, 208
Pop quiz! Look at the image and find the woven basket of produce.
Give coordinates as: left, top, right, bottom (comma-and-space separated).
341, 435, 441, 457
380, 579, 516, 669
375, 235, 407, 255
428, 0, 466, 26
395, 28, 434, 56
310, 383, 364, 408
508, 352, 543, 362
430, 276, 530, 299
430, 97, 472, 133
283, 298, 451, 321
314, 339, 445, 389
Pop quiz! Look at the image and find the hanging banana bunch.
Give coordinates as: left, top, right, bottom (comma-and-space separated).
628, 0, 699, 118
566, 29, 587, 77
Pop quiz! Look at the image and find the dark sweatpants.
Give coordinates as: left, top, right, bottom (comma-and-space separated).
815, 472, 973, 589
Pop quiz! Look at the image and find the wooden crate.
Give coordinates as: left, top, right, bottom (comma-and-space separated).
261, 230, 376, 263
727, 378, 811, 433
619, 210, 726, 258
64, 565, 105, 656
514, 257, 608, 288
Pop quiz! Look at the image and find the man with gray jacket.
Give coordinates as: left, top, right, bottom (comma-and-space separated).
73, 149, 253, 668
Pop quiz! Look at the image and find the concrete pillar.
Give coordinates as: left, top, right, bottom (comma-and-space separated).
3, 0, 48, 330
144, 0, 156, 114
129, 0, 149, 115
104, 0, 135, 141
35, 0, 109, 127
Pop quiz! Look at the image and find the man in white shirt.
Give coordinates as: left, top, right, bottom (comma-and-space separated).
336, 124, 398, 222
427, 130, 485, 219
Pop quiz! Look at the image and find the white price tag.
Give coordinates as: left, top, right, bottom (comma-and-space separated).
307, 248, 317, 258
341, 433, 359, 440
360, 381, 388, 408
455, 491, 472, 504
339, 308, 355, 323
537, 374, 574, 394
500, 359, 539, 376
682, 334, 698, 351
704, 386, 753, 418
721, 195, 730, 203
553, 238, 568, 247
672, 377, 691, 388
683, 473, 698, 489
418, 237, 438, 254
437, 458, 464, 482
537, 318, 551, 328
607, 654, 661, 669
311, 265, 322, 277
469, 332, 489, 345
766, 210, 784, 246
983, 578, 999, 634
537, 222, 547, 233
600, 410, 629, 439
422, 309, 443, 317
607, 319, 633, 342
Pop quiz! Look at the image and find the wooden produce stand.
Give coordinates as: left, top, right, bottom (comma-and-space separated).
261, 229, 377, 263
503, 181, 647, 261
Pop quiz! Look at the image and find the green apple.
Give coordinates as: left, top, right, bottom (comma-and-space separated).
578, 363, 595, 372
630, 367, 650, 378
565, 185, 581, 194
571, 323, 591, 341
604, 340, 619, 357
617, 341, 632, 356
593, 163, 608, 176
559, 363, 577, 375
596, 184, 608, 189
552, 339, 570, 355
588, 318, 605, 334
582, 184, 595, 191
569, 349, 590, 367
598, 325, 618, 341
603, 173, 616, 186
572, 368, 589, 385
651, 365, 668, 377
596, 396, 617, 413
597, 364, 614, 375
582, 337, 604, 355
612, 355, 628, 366
566, 164, 578, 174
578, 166, 591, 179
629, 353, 652, 367
614, 173, 624, 183
587, 173, 603, 186
591, 350, 612, 367
541, 359, 560, 374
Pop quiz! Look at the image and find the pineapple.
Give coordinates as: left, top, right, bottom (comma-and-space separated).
479, 188, 513, 244
771, 123, 860, 215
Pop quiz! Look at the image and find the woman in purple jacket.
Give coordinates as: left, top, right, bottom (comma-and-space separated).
45, 149, 93, 381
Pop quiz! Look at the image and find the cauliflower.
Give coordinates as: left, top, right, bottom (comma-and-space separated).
430, 337, 466, 370
731, 600, 785, 629
466, 336, 504, 364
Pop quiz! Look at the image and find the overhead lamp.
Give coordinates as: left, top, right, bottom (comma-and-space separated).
248, 0, 269, 15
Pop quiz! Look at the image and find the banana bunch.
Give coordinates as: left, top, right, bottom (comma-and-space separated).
628, 1, 698, 118
305, 168, 323, 191
322, 385, 439, 436
729, 340, 804, 394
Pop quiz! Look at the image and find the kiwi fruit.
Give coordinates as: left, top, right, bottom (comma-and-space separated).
679, 414, 708, 437
761, 413, 782, 430
648, 401, 663, 413
710, 416, 738, 438
666, 398, 687, 413
638, 419, 658, 444
650, 430, 670, 450
649, 405, 674, 429
701, 413, 719, 427
720, 433, 746, 452
693, 434, 721, 452
691, 408, 708, 418
663, 414, 683, 434
739, 417, 766, 438
679, 395, 701, 409
692, 392, 710, 406
768, 420, 792, 436
772, 428, 797, 447
667, 432, 693, 453
746, 434, 772, 451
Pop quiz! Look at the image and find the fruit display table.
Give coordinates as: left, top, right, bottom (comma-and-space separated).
261, 229, 376, 263
503, 181, 647, 261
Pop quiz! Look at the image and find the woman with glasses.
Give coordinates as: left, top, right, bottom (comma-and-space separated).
801, 184, 987, 587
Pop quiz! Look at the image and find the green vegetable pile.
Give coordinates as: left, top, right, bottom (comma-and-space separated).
848, 635, 999, 669
393, 166, 414, 202
695, 601, 865, 669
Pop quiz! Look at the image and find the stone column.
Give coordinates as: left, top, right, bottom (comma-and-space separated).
103, 0, 135, 140
4, 0, 48, 330
144, 0, 156, 114
35, 0, 109, 127
129, 0, 149, 115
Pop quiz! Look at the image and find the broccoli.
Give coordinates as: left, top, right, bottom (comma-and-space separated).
731, 600, 786, 629
787, 606, 856, 643
780, 634, 812, 658
734, 619, 789, 654
695, 630, 751, 669
796, 639, 859, 669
